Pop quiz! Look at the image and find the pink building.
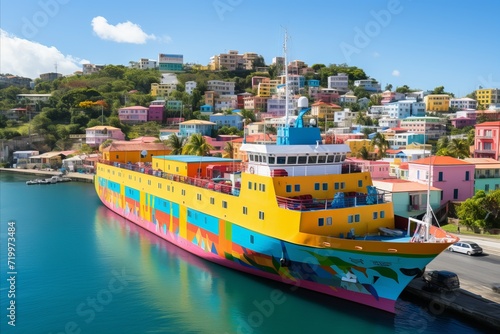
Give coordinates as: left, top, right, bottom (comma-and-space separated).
348, 158, 391, 179
474, 121, 500, 160
85, 126, 125, 148
408, 156, 475, 205
148, 104, 164, 123
118, 106, 148, 124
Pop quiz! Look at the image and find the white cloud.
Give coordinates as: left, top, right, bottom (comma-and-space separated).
0, 29, 85, 79
392, 69, 400, 77
91, 16, 157, 44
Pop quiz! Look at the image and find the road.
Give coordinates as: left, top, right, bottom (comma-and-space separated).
426, 234, 500, 303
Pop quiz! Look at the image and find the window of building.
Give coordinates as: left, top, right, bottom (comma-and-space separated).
322, 183, 328, 190
294, 184, 300, 192
453, 189, 458, 199
465, 171, 469, 181
286, 185, 292, 192
438, 172, 443, 182
373, 212, 378, 219
222, 201, 227, 208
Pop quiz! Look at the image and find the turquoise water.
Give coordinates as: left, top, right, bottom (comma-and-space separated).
0, 172, 487, 333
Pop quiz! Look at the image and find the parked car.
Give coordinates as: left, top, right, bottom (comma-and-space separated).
448, 241, 483, 256
422, 270, 460, 291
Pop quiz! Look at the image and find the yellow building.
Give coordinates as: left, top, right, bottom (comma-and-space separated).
424, 94, 450, 112
257, 79, 280, 97
475, 88, 500, 107
102, 141, 171, 164
151, 83, 177, 97
345, 139, 375, 158
310, 101, 342, 119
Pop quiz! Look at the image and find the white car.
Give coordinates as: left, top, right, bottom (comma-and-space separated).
448, 241, 483, 256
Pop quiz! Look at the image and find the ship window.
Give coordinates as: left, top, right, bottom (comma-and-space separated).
250, 235, 254, 244
308, 156, 317, 164
334, 182, 339, 190
373, 212, 378, 219
341, 182, 345, 189
268, 156, 275, 164
258, 155, 262, 163
314, 183, 320, 190
327, 156, 334, 163
348, 215, 353, 223
358, 180, 363, 187
355, 214, 360, 222
248, 181, 252, 189
288, 156, 297, 164
182, 189, 186, 196
318, 155, 326, 163
259, 211, 265, 220
249, 154, 254, 161
322, 183, 328, 190
210, 197, 215, 205
243, 206, 248, 215
197, 193, 202, 201
298, 156, 307, 164
148, 180, 151, 185
158, 183, 162, 189
222, 201, 227, 208
294, 184, 300, 192
341, 154, 346, 161
380, 211, 385, 218
277, 156, 286, 164
318, 218, 324, 226
262, 156, 267, 163
176, 167, 179, 172
326, 217, 332, 225
286, 185, 292, 192
334, 154, 341, 162
187, 210, 192, 217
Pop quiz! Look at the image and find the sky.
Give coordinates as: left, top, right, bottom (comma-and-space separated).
1, 0, 499, 97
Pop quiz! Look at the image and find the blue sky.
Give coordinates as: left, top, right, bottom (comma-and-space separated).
1, 0, 499, 97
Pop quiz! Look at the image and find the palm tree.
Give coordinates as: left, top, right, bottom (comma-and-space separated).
223, 141, 234, 158
436, 136, 449, 152
447, 138, 470, 158
183, 133, 214, 156
357, 146, 370, 160
165, 133, 186, 155
371, 132, 389, 159
239, 109, 256, 126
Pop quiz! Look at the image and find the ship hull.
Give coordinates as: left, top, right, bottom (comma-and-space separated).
94, 168, 450, 313
97, 193, 398, 312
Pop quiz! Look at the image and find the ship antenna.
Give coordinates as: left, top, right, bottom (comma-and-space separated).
283, 29, 289, 131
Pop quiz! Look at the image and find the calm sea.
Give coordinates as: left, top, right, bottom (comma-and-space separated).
0, 172, 488, 334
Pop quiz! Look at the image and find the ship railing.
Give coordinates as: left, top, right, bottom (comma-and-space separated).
276, 190, 388, 211
99, 160, 241, 196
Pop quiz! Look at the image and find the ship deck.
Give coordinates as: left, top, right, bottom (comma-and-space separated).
98, 160, 391, 212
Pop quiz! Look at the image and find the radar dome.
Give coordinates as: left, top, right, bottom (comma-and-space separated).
297, 96, 309, 108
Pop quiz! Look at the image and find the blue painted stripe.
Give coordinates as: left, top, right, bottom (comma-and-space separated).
172, 202, 179, 218
187, 209, 219, 235
106, 179, 121, 193
231, 225, 280, 253
153, 196, 171, 214
125, 186, 140, 202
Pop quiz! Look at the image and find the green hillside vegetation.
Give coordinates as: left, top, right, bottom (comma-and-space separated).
0, 62, 410, 153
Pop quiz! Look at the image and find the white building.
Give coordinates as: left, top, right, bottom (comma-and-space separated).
450, 97, 477, 110
185, 81, 197, 95
130, 58, 157, 70
214, 95, 238, 111
328, 73, 349, 92
378, 118, 399, 128
339, 94, 357, 104
354, 79, 381, 92
383, 100, 425, 119
207, 80, 235, 95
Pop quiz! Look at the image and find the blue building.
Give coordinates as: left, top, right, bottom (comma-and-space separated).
209, 113, 244, 130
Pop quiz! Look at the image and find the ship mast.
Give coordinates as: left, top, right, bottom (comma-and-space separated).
284, 29, 289, 128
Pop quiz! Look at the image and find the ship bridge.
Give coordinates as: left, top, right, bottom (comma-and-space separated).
240, 142, 351, 177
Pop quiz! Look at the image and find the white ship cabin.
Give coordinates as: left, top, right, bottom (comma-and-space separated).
241, 143, 351, 177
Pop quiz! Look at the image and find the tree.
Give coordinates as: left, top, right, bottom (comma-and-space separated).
239, 109, 256, 126
385, 84, 393, 91
371, 132, 389, 159
223, 141, 234, 158
182, 133, 214, 156
447, 138, 470, 158
165, 133, 186, 155
357, 146, 370, 160
457, 190, 500, 231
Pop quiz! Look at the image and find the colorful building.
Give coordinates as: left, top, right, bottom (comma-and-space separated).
85, 126, 125, 148
474, 121, 500, 160
475, 88, 500, 107
408, 156, 475, 205
424, 94, 451, 112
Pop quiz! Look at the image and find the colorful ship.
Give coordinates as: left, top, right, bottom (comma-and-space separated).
94, 95, 458, 313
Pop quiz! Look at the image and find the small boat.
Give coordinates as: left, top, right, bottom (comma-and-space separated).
26, 179, 40, 185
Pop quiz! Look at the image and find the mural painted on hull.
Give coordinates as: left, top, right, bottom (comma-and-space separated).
97, 177, 428, 305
